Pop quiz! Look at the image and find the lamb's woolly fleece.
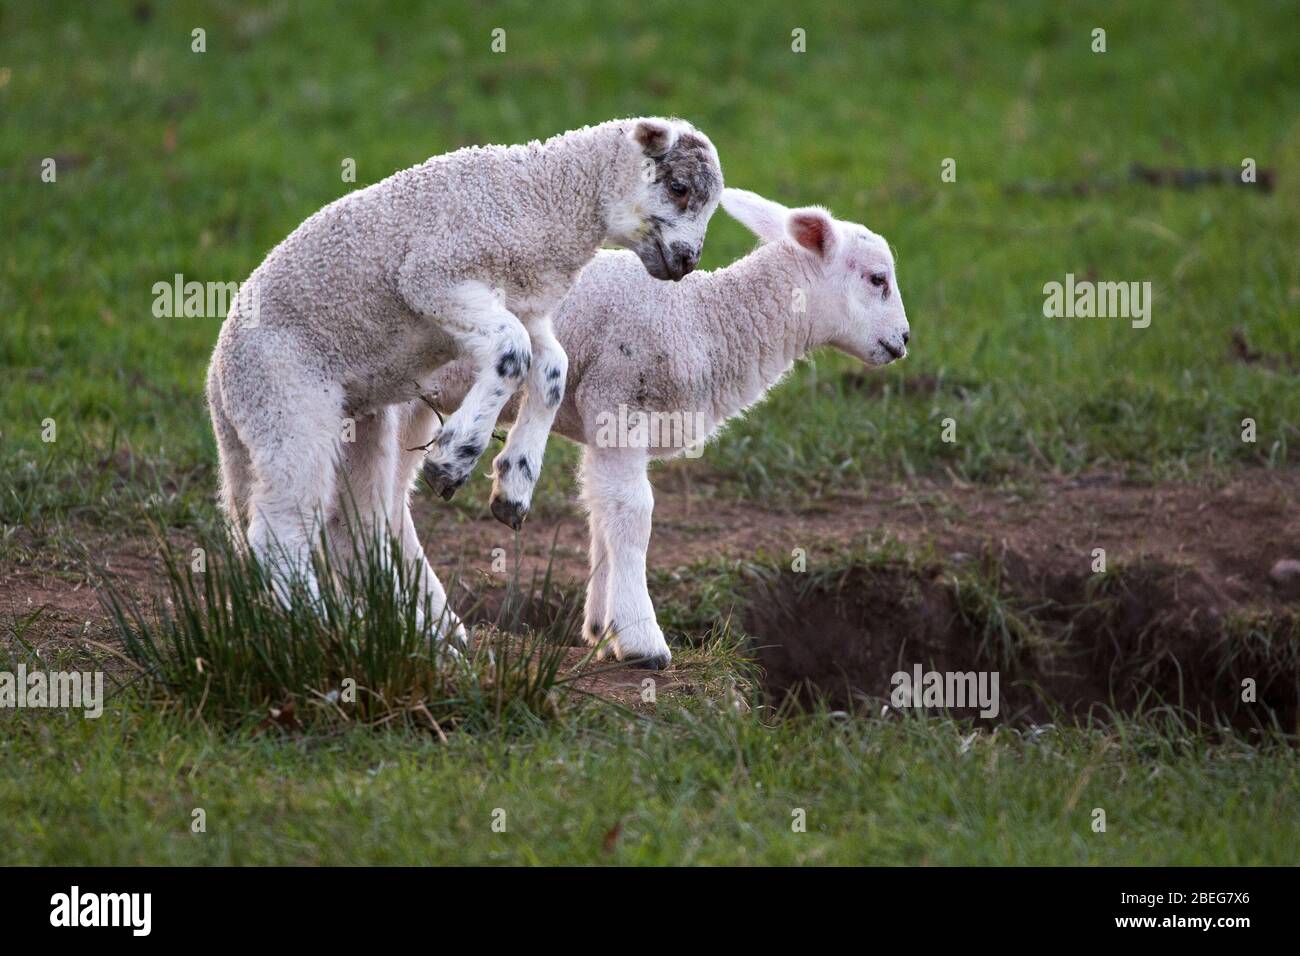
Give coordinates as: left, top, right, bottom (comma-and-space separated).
210, 119, 695, 423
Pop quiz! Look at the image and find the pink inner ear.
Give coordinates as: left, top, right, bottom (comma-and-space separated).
790, 214, 830, 257
634, 122, 672, 156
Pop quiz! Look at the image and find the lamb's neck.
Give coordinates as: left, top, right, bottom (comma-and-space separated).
691, 242, 819, 420
528, 122, 630, 257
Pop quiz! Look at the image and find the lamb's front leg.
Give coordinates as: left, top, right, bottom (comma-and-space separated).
488, 316, 568, 529
411, 282, 532, 500
582, 447, 670, 670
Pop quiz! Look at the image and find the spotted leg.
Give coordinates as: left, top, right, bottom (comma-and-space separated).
397, 274, 532, 501
489, 316, 568, 529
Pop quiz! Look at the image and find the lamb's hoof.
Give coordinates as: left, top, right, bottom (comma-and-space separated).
433, 637, 464, 667
421, 461, 465, 501
490, 495, 527, 531
629, 652, 671, 671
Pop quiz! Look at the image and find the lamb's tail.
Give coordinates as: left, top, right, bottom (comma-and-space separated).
206, 359, 253, 536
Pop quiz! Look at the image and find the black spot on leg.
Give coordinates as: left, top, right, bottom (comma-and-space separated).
457, 441, 484, 461
496, 350, 529, 380
517, 458, 533, 482
497, 458, 511, 476
547, 367, 562, 381
546, 384, 562, 406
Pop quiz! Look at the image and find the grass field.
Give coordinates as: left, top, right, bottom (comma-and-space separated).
4, 702, 1296, 865
1, 0, 1298, 865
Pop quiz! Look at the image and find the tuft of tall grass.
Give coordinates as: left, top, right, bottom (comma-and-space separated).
102, 518, 582, 735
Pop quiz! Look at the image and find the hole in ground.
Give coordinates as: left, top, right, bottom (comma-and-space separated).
742, 557, 1298, 731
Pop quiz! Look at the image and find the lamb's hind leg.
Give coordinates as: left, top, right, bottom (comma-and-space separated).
328, 406, 399, 578
206, 359, 253, 534
411, 283, 532, 500
489, 316, 568, 529
393, 401, 467, 646
222, 332, 344, 604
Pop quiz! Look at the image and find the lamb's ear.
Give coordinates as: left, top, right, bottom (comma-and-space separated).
631, 119, 677, 158
721, 188, 789, 244
787, 207, 836, 260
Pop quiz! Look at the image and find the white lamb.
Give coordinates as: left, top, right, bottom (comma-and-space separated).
206, 118, 724, 641
425, 188, 910, 667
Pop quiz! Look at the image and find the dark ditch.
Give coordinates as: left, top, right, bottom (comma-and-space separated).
742, 557, 1299, 732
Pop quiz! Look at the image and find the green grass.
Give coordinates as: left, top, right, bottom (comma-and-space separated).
1, 698, 1296, 865
2, 0, 1298, 525
105, 519, 580, 732
2, 1, 1299, 865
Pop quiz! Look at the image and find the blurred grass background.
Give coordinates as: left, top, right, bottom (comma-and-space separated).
1, 0, 1298, 867
1, 0, 1297, 530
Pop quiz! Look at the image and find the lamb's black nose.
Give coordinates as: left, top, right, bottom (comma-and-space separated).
670, 242, 699, 278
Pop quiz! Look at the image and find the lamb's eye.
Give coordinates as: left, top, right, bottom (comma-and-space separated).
869, 273, 888, 288
668, 179, 689, 198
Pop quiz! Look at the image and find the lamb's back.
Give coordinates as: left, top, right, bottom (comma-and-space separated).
251, 144, 535, 315
555, 251, 718, 442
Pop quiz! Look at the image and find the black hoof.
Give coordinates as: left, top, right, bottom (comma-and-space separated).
490, 495, 527, 531
630, 652, 671, 671
421, 461, 465, 501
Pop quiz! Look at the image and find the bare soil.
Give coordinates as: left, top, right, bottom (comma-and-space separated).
425, 468, 1299, 611
3, 469, 1297, 721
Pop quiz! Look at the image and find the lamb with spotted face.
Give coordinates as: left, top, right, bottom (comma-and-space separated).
606, 128, 725, 282
206, 118, 724, 644
425, 188, 910, 666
